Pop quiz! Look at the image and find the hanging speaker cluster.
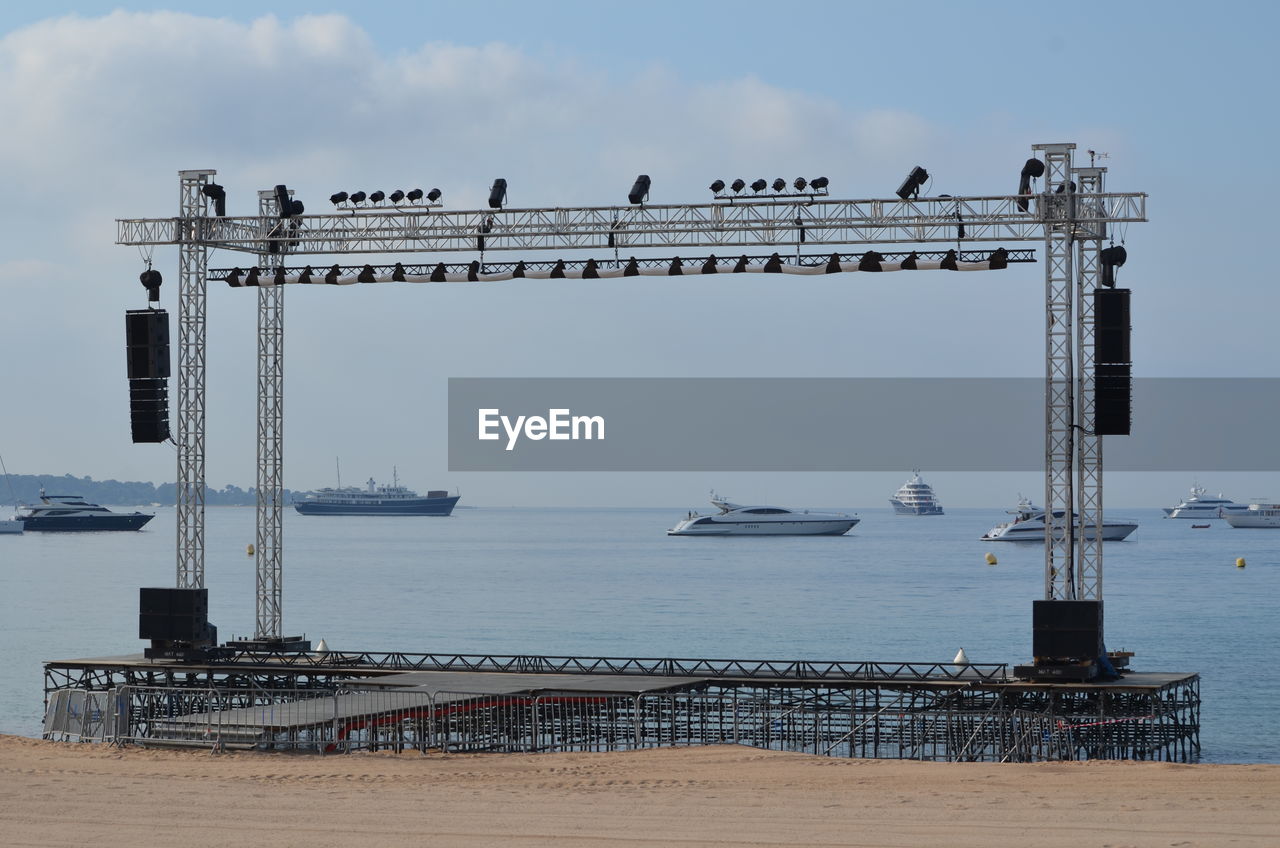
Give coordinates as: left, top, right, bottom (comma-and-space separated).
1093, 287, 1131, 436
125, 309, 171, 443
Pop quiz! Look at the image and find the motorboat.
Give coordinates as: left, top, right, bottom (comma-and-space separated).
981, 497, 1137, 542
16, 492, 154, 532
294, 472, 459, 516
890, 471, 943, 515
1162, 485, 1248, 519
1222, 503, 1280, 528
668, 493, 859, 536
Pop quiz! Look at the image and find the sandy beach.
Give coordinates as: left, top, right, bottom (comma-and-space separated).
1, 735, 1277, 847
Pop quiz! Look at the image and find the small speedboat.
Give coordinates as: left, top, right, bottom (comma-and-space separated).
981, 497, 1137, 542
669, 493, 859, 536
15, 491, 154, 532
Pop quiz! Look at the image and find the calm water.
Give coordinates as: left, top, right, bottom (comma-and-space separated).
1, 505, 1277, 762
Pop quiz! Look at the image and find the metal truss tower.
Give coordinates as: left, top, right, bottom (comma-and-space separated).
254, 191, 286, 639
174, 170, 214, 590
121, 146, 1145, 641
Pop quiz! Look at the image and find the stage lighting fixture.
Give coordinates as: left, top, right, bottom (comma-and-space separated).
200, 183, 226, 216
406, 188, 424, 202
1017, 158, 1045, 210
369, 190, 386, 204
710, 179, 725, 193
772, 178, 785, 192
349, 191, 367, 204
895, 166, 929, 200
274, 184, 292, 218
488, 178, 507, 209
1099, 244, 1128, 287
793, 177, 807, 192
330, 192, 348, 205
628, 174, 651, 204
288, 200, 304, 216
389, 190, 405, 203
730, 179, 746, 193
751, 179, 767, 193
426, 188, 442, 202
811, 176, 829, 190
139, 268, 163, 302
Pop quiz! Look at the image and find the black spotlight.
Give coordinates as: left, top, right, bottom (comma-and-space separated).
488, 178, 507, 209
628, 174, 651, 204
1099, 245, 1128, 288
426, 188, 442, 202
369, 190, 385, 204
1017, 157, 1046, 210
288, 199, 304, 216
793, 177, 807, 192
810, 176, 829, 190
895, 166, 929, 200
406, 188, 424, 202
709, 179, 725, 193
772, 178, 785, 192
200, 183, 226, 217
750, 179, 767, 193
730, 179, 746, 193
139, 268, 163, 303
349, 191, 367, 204
389, 190, 405, 203
330, 191, 348, 205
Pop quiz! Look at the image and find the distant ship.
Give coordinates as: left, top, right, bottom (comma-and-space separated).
1162, 484, 1248, 519
890, 471, 944, 515
15, 492, 154, 532
668, 492, 859, 536
1222, 503, 1280, 528
294, 473, 459, 516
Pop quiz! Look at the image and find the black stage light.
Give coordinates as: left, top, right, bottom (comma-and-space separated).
488, 178, 507, 209
710, 179, 725, 193
772, 178, 785, 192
426, 188, 442, 202
139, 268, 163, 303
369, 190, 385, 204
793, 177, 807, 192
731, 179, 746, 193
349, 191, 367, 204
751, 179, 767, 193
330, 191, 348, 205
810, 176, 829, 190
389, 190, 405, 203
200, 183, 226, 217
1017, 158, 1045, 210
895, 166, 929, 200
1099, 245, 1128, 287
406, 188, 424, 201
628, 174, 651, 204
288, 199, 304, 216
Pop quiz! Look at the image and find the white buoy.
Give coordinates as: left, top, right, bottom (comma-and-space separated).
315, 638, 328, 653
984, 552, 998, 565
953, 647, 969, 665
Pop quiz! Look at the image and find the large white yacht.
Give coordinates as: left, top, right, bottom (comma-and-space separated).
1162, 485, 1248, 519
981, 498, 1138, 542
1222, 503, 1280, 528
668, 493, 859, 536
890, 471, 943, 515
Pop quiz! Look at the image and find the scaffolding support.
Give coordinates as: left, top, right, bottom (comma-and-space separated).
254, 190, 285, 639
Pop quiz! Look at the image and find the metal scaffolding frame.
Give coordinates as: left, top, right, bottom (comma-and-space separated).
119, 143, 1145, 642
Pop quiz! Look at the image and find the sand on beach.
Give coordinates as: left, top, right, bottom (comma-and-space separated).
1, 734, 1277, 848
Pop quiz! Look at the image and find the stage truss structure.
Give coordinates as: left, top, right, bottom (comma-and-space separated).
119, 143, 1145, 640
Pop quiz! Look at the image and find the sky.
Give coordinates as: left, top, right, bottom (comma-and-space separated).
0, 1, 1277, 508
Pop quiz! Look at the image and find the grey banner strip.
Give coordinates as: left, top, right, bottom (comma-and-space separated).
447, 378, 1280, 471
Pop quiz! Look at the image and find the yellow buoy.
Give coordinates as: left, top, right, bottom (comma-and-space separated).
246, 543, 255, 556
1236, 557, 1246, 568
984, 552, 998, 565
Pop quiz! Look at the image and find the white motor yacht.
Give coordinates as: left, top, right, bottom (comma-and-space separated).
669, 493, 859, 536
981, 498, 1137, 542
890, 471, 943, 515
1162, 485, 1248, 519
1222, 503, 1280, 528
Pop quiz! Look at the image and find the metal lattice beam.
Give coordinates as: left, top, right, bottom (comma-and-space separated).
254, 191, 285, 640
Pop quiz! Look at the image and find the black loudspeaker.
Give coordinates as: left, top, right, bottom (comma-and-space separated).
125, 310, 170, 379
1033, 600, 1103, 660
1093, 288, 1131, 364
139, 588, 210, 641
128, 378, 170, 443
1095, 363, 1132, 436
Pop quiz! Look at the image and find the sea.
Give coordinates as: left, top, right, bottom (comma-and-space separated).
1, 505, 1277, 763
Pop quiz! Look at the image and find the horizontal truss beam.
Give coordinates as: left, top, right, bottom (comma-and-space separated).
118, 192, 1145, 255
211, 248, 1036, 286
